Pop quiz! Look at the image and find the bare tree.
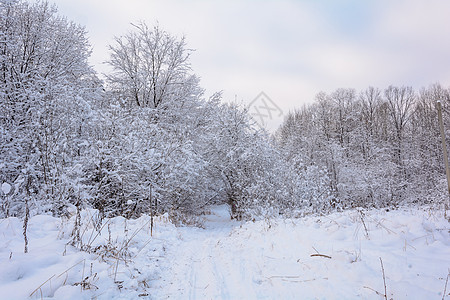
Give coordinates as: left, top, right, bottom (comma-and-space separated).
360, 87, 382, 138
330, 88, 356, 147
384, 86, 416, 166
106, 22, 192, 109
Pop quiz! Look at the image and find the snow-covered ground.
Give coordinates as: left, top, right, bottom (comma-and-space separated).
0, 205, 449, 299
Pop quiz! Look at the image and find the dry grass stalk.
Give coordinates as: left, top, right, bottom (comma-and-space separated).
443, 271, 449, 300
358, 209, 370, 239
380, 257, 388, 300
29, 259, 86, 297
29, 275, 56, 297
362, 257, 388, 299
363, 285, 386, 298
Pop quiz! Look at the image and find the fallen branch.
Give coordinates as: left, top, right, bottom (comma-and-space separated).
310, 246, 332, 259
310, 254, 332, 259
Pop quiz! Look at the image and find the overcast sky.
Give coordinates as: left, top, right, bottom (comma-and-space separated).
55, 0, 450, 130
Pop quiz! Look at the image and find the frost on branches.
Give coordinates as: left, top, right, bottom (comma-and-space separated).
276, 85, 450, 211
1, 0, 449, 222
0, 0, 100, 217
0, 2, 295, 221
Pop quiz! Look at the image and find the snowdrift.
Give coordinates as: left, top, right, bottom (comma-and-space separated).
0, 206, 448, 299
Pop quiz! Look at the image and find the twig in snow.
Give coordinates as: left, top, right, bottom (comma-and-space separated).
363, 285, 386, 298
114, 258, 120, 283
310, 253, 332, 259
443, 271, 449, 300
81, 259, 86, 292
310, 247, 331, 259
380, 257, 388, 300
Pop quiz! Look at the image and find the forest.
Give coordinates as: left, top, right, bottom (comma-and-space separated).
1, 0, 449, 223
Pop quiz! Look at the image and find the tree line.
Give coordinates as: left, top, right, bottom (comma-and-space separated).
276, 84, 450, 212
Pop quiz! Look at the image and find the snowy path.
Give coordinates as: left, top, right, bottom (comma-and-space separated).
155, 205, 247, 299
152, 206, 449, 300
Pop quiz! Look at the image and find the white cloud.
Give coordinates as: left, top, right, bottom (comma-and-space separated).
54, 0, 450, 130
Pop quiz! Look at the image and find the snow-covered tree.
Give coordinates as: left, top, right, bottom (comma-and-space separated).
277, 84, 450, 212
106, 22, 193, 109
0, 0, 100, 217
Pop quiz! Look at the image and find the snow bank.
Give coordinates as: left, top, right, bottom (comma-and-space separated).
0, 211, 178, 299
0, 206, 448, 299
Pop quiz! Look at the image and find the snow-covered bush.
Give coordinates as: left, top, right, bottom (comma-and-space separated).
0, 0, 100, 217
